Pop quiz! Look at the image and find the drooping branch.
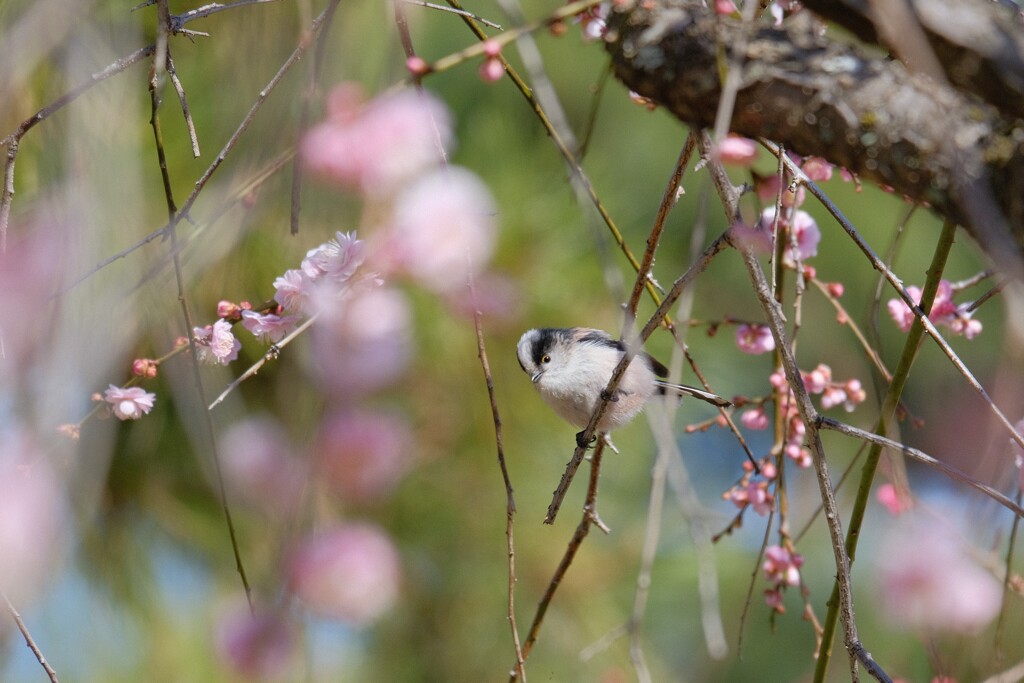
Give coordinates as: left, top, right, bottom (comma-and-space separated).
603, 0, 1024, 277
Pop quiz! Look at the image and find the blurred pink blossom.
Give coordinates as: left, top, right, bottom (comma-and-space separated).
273, 269, 314, 314
802, 363, 831, 394
876, 483, 912, 515
131, 358, 159, 378
878, 519, 1001, 633
301, 83, 451, 196
316, 409, 413, 503
715, 0, 738, 14
103, 385, 156, 420
311, 287, 411, 396
0, 432, 64, 600
577, 3, 608, 41
735, 323, 775, 354
194, 319, 241, 365
763, 545, 802, 587
241, 311, 300, 344
220, 417, 306, 514
386, 166, 497, 293
800, 157, 834, 182
740, 406, 769, 430
215, 604, 296, 680
287, 524, 401, 624
716, 135, 757, 165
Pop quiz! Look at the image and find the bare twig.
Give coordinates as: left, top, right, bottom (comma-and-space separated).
1, 44, 156, 246
169, 0, 284, 31
469, 280, 525, 682
404, 0, 502, 29
166, 53, 200, 157
4, 592, 59, 683
512, 439, 609, 682
208, 315, 318, 410
817, 417, 1024, 519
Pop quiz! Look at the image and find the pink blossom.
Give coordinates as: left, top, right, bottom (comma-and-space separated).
802, 363, 831, 394
479, 57, 504, 82
843, 378, 867, 410
763, 545, 802, 587
764, 587, 785, 613
735, 323, 775, 355
716, 136, 757, 165
287, 524, 401, 624
301, 83, 451, 196
387, 166, 497, 293
715, 0, 738, 14
273, 269, 314, 314
194, 319, 241, 365
820, 385, 847, 410
755, 207, 820, 265
215, 604, 296, 680
740, 406, 769, 430
405, 56, 429, 76
301, 231, 366, 284
240, 311, 300, 344
0, 431, 65, 600
311, 287, 411, 396
217, 300, 242, 320
103, 385, 156, 420
785, 442, 812, 468
132, 358, 158, 378
876, 483, 912, 515
768, 369, 788, 389
878, 519, 1001, 633
801, 157, 834, 182
577, 3, 608, 41
887, 280, 982, 339
220, 417, 306, 513
316, 409, 413, 503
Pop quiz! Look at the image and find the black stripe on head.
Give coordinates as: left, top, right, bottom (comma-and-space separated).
644, 353, 669, 378
530, 328, 567, 367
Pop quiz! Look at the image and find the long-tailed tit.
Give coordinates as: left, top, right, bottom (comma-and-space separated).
516, 327, 730, 446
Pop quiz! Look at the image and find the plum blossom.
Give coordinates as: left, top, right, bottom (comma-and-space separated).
0, 430, 65, 600
273, 269, 313, 314
878, 519, 1001, 633
220, 417, 306, 513
386, 166, 497, 293
132, 358, 158, 378
716, 135, 757, 165
301, 83, 451, 196
740, 406, 769, 430
194, 319, 242, 365
287, 524, 401, 624
736, 323, 775, 355
756, 207, 821, 265
727, 480, 773, 516
887, 279, 982, 339
876, 483, 912, 515
311, 286, 412, 396
103, 385, 156, 420
240, 311, 300, 344
762, 545, 804, 613
215, 604, 296, 680
576, 3, 608, 41
316, 409, 413, 503
301, 231, 365, 284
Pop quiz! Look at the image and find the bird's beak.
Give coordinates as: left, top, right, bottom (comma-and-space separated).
531, 371, 543, 383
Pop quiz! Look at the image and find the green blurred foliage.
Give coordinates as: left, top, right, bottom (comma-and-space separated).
1, 0, 1020, 681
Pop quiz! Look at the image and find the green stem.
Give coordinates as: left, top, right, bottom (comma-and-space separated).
813, 219, 958, 681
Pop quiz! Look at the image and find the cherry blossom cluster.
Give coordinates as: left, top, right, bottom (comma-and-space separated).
887, 279, 982, 339
723, 456, 777, 517
762, 544, 804, 614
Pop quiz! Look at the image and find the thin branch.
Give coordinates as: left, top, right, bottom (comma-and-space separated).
208, 315, 318, 410
4, 593, 59, 683
1, 44, 156, 245
169, 0, 284, 31
817, 417, 1024, 519
404, 0, 502, 29
166, 52, 200, 157
470, 279, 525, 682
512, 440, 609, 682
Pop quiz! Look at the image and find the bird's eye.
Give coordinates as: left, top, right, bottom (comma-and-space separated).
541, 354, 551, 364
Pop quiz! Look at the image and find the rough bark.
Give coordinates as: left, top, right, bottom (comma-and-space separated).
603, 0, 1024, 276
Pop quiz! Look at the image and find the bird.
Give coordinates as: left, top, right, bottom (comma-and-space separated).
516, 327, 730, 447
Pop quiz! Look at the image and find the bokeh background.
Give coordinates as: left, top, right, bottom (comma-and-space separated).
1, 0, 1022, 681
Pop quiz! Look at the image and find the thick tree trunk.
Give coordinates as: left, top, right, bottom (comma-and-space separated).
604, 0, 1024, 276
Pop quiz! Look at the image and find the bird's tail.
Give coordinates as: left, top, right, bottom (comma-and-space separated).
654, 380, 731, 407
